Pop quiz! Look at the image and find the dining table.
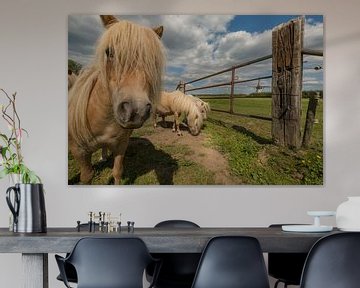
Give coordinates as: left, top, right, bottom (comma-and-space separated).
0, 226, 340, 288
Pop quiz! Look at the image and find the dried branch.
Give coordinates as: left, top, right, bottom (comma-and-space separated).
0, 88, 40, 183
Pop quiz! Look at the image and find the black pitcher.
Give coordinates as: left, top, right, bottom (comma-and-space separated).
6, 183, 47, 233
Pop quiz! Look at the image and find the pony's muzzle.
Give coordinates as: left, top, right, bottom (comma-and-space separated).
117, 101, 152, 129
189, 128, 200, 136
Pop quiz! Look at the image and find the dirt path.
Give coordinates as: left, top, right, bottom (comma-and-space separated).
145, 125, 238, 184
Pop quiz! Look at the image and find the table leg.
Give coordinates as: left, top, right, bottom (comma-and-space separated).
22, 253, 48, 288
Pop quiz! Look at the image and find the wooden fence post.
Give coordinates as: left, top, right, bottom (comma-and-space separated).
302, 92, 320, 147
229, 68, 235, 114
178, 81, 185, 93
271, 17, 304, 149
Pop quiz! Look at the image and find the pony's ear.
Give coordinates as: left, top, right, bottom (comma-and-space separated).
100, 15, 118, 28
153, 26, 164, 38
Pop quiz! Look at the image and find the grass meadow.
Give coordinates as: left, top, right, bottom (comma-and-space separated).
204, 97, 323, 185
68, 97, 323, 185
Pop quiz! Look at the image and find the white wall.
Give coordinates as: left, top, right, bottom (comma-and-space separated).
0, 0, 360, 287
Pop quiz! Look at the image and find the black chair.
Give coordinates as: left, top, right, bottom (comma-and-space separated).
191, 236, 270, 288
300, 232, 360, 288
148, 220, 201, 288
56, 223, 99, 284
55, 237, 160, 288
268, 224, 308, 288
155, 220, 200, 229
56, 262, 77, 284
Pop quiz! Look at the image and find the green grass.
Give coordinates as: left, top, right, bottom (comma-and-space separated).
210, 98, 272, 116
203, 98, 323, 184
68, 97, 323, 185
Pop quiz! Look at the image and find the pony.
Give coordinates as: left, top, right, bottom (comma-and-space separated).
68, 15, 165, 184
154, 90, 204, 136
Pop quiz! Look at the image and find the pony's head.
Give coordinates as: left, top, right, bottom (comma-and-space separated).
190, 96, 210, 120
97, 15, 165, 129
186, 105, 204, 136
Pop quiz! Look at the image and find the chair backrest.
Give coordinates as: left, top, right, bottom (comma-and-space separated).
191, 236, 270, 288
300, 232, 360, 288
56, 223, 100, 284
155, 219, 200, 228
151, 220, 201, 287
65, 237, 154, 288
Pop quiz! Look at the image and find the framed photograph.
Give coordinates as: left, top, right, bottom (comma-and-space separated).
68, 15, 323, 185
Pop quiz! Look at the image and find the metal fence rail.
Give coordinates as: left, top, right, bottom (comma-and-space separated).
177, 18, 323, 148
179, 48, 323, 120
182, 49, 323, 94
302, 49, 323, 57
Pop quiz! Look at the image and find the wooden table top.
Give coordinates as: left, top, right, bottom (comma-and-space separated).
0, 227, 340, 253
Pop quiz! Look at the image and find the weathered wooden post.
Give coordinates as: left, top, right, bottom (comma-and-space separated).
302, 92, 320, 147
272, 17, 304, 149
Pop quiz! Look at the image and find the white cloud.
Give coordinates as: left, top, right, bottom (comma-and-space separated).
215, 30, 272, 63
68, 15, 323, 93
304, 21, 324, 49
68, 15, 104, 66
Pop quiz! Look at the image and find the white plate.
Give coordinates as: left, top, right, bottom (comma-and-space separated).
282, 225, 333, 232
307, 211, 336, 217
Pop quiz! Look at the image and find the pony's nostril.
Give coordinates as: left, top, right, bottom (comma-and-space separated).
118, 101, 132, 121
120, 101, 130, 111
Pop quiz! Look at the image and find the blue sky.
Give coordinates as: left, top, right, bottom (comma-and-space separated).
228, 15, 323, 33
68, 15, 323, 94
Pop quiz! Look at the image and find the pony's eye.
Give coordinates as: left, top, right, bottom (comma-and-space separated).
105, 47, 114, 59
